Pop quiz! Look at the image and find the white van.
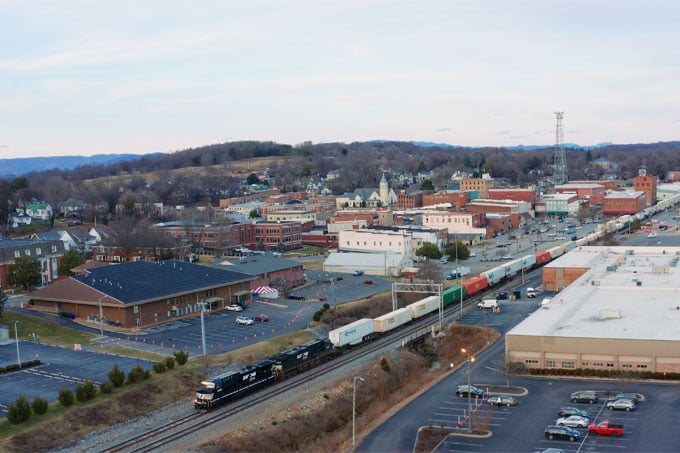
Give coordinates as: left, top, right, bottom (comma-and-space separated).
477, 299, 498, 309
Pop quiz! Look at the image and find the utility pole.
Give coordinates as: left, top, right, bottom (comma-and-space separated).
198, 300, 208, 356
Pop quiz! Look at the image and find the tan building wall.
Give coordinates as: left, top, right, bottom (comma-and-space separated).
506, 335, 680, 373
542, 267, 589, 291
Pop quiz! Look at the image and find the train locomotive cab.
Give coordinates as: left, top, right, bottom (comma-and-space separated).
194, 359, 275, 410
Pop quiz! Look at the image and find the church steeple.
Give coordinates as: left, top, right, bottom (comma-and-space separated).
379, 173, 388, 206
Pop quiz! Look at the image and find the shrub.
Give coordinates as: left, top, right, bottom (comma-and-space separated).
31, 396, 49, 415
164, 356, 176, 369
100, 381, 115, 394
7, 395, 32, 424
58, 387, 74, 407
127, 365, 149, 384
75, 383, 89, 402
153, 362, 167, 373
108, 363, 126, 388
313, 311, 322, 322
173, 350, 189, 365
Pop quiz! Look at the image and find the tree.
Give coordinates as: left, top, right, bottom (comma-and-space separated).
108, 363, 126, 388
31, 396, 49, 415
246, 173, 260, 185
416, 242, 442, 260
248, 209, 260, 219
421, 179, 434, 191
0, 284, 7, 320
58, 248, 86, 277
445, 241, 470, 261
58, 387, 74, 407
505, 361, 527, 387
7, 395, 32, 424
7, 256, 42, 290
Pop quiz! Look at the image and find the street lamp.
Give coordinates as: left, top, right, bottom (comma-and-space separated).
98, 296, 106, 337
14, 320, 21, 367
461, 348, 476, 433
353, 376, 365, 449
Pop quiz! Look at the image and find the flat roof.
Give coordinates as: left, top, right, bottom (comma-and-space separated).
605, 191, 644, 199
508, 246, 680, 341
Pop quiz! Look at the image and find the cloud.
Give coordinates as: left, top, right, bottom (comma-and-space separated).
435, 128, 452, 132
496, 130, 511, 136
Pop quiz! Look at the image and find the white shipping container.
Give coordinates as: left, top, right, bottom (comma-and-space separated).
329, 318, 375, 347
374, 308, 412, 333
407, 295, 440, 319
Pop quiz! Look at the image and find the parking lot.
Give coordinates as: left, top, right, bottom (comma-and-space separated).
431, 377, 678, 452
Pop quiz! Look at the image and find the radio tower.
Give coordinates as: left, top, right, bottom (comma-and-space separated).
553, 111, 568, 184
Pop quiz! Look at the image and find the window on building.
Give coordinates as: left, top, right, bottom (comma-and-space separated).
621, 364, 633, 369
545, 360, 556, 368
562, 361, 575, 369
14, 250, 20, 258
637, 364, 648, 369
524, 359, 538, 364
36, 247, 41, 255
133, 306, 139, 314
25, 249, 31, 256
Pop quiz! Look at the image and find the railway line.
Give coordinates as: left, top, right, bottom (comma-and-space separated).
102, 271, 535, 452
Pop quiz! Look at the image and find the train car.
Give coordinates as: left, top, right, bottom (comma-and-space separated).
374, 307, 412, 333
547, 245, 563, 260
480, 263, 506, 286
463, 276, 488, 297
407, 295, 440, 319
563, 241, 576, 252
520, 254, 537, 272
502, 257, 524, 278
535, 250, 552, 266
270, 338, 337, 379
575, 237, 588, 247
442, 285, 465, 307
329, 318, 375, 347
194, 359, 275, 410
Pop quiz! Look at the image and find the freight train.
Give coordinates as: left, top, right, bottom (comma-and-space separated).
195, 194, 680, 410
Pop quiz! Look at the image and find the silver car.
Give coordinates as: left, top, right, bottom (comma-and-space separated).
606, 398, 636, 411
555, 415, 589, 428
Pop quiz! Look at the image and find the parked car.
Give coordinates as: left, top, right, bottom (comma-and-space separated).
501, 254, 513, 259
648, 231, 657, 238
363, 279, 375, 285
526, 287, 538, 298
588, 420, 624, 437
235, 316, 254, 326
352, 270, 364, 276
477, 299, 498, 309
439, 258, 448, 264
555, 415, 590, 428
570, 390, 599, 404
497, 291, 509, 300
252, 314, 269, 322
607, 392, 643, 403
225, 304, 243, 312
606, 398, 636, 411
487, 395, 517, 406
455, 385, 485, 399
557, 407, 588, 418
544, 425, 581, 442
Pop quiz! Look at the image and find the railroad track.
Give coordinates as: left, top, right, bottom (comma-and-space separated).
103, 272, 538, 452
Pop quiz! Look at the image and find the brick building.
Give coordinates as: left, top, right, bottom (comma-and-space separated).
554, 183, 606, 205
602, 191, 647, 216
633, 169, 657, 208
488, 188, 537, 207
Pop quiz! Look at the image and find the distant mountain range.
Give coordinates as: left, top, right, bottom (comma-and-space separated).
0, 140, 648, 178
0, 153, 163, 178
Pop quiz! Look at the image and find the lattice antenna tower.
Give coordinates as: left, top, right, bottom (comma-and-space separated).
553, 111, 568, 184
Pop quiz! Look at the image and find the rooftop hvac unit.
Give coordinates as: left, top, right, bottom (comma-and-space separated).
599, 309, 622, 319
626, 249, 635, 255
606, 265, 618, 272
636, 281, 642, 286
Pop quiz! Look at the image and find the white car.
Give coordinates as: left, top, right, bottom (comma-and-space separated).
235, 316, 254, 326
556, 415, 590, 428
648, 231, 657, 238
225, 304, 243, 312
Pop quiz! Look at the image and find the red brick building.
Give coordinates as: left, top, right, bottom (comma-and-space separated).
422, 191, 469, 209
634, 171, 657, 208
488, 188, 537, 207
397, 190, 425, 209
554, 183, 606, 205
602, 191, 647, 215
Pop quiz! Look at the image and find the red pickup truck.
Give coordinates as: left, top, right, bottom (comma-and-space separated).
588, 420, 624, 437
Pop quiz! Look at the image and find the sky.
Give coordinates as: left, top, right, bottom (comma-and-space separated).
1, 0, 679, 159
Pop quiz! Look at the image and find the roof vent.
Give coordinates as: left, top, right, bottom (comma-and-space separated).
599, 309, 622, 319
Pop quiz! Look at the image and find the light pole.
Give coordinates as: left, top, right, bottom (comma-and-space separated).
198, 300, 208, 356
461, 348, 475, 433
98, 296, 105, 337
353, 376, 365, 449
14, 320, 21, 367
